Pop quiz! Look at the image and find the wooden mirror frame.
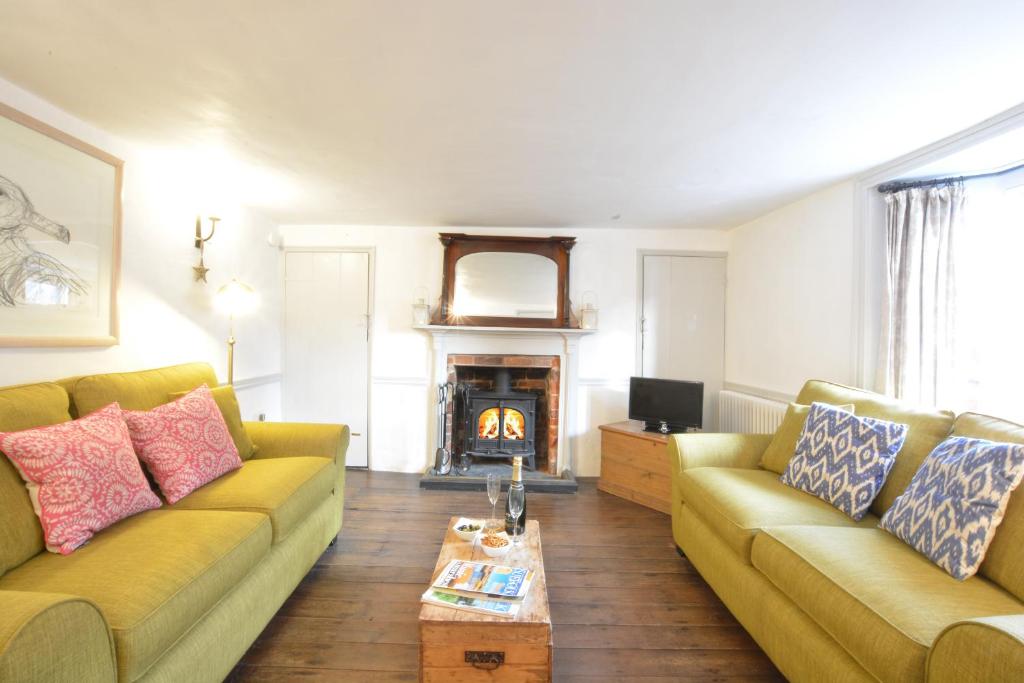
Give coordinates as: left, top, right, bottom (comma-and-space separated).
435, 233, 577, 328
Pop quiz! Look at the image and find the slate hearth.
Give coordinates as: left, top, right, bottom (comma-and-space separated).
419, 461, 578, 493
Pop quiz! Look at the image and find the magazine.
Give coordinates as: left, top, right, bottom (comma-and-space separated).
420, 588, 521, 618
430, 559, 534, 601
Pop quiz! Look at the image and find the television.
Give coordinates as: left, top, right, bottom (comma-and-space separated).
628, 376, 703, 433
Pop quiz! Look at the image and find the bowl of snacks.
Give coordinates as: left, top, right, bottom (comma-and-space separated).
453, 519, 482, 541
480, 531, 511, 558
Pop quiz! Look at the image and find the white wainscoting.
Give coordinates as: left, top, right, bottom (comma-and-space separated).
233, 373, 283, 422
294, 377, 790, 472
718, 389, 787, 433
370, 376, 431, 473
575, 378, 631, 476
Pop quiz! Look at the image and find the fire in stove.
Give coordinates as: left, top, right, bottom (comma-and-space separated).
478, 407, 526, 440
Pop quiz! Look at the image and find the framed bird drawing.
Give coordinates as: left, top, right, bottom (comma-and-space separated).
0, 102, 121, 347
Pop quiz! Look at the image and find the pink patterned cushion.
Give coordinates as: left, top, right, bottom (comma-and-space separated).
122, 385, 242, 504
0, 403, 162, 555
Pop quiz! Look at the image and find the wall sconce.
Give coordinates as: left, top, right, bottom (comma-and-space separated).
193, 215, 220, 282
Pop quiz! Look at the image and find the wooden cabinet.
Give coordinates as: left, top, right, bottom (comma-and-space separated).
597, 421, 672, 514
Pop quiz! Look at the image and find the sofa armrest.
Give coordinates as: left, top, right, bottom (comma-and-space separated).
667, 433, 772, 512
927, 615, 1024, 683
0, 590, 116, 683
244, 421, 349, 467
668, 433, 772, 473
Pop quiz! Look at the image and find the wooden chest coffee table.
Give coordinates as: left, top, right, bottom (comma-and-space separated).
419, 517, 552, 682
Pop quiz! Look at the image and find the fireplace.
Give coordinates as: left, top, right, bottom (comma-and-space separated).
446, 354, 560, 474
463, 368, 537, 470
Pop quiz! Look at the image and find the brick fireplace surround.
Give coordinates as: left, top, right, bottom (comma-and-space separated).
446, 354, 561, 474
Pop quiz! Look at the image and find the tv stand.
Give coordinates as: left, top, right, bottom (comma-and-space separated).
597, 420, 672, 514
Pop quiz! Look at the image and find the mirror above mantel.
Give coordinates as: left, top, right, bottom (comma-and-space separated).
434, 233, 577, 328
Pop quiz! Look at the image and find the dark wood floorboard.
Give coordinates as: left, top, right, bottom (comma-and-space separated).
229, 470, 783, 682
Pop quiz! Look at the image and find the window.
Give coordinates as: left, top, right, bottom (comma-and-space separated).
951, 168, 1024, 422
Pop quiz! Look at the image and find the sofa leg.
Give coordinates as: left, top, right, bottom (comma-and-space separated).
329, 535, 338, 547
675, 545, 686, 558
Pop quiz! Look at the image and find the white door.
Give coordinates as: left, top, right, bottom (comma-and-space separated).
284, 251, 370, 467
641, 254, 726, 431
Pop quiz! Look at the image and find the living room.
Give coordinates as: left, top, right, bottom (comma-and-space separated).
1, 3, 1023, 682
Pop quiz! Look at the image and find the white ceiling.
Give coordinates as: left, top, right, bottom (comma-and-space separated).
2, 1, 1024, 229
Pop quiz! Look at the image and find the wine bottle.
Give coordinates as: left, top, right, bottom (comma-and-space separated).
504, 456, 527, 536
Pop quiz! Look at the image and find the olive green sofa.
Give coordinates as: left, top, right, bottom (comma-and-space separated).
0, 363, 348, 683
669, 379, 1024, 683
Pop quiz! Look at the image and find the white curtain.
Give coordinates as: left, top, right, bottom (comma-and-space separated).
880, 183, 965, 406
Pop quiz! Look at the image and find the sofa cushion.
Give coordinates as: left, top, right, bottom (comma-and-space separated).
951, 412, 1024, 600
0, 403, 162, 554
881, 436, 1024, 580
751, 526, 1023, 683
170, 384, 257, 460
678, 467, 878, 563
780, 403, 907, 520
170, 456, 336, 543
0, 382, 73, 576
795, 380, 955, 516
760, 402, 855, 474
0, 508, 270, 681
123, 386, 242, 504
71, 362, 219, 416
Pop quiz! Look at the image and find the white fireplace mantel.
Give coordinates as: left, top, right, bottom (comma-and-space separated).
414, 324, 595, 474
413, 324, 595, 339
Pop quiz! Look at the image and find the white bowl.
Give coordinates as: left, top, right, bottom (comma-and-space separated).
480, 531, 512, 558
453, 518, 483, 541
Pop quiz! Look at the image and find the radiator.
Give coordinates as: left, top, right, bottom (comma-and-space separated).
718, 390, 787, 433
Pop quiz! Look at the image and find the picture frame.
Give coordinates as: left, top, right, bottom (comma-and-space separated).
0, 101, 122, 347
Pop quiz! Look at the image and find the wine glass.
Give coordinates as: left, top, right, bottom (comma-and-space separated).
507, 486, 525, 547
486, 473, 500, 525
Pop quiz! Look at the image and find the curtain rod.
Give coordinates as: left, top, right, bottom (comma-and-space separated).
877, 161, 1024, 193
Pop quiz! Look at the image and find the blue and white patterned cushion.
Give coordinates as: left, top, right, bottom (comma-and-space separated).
880, 436, 1024, 580
780, 402, 908, 520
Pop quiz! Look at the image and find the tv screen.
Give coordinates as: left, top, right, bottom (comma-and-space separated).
628, 377, 703, 432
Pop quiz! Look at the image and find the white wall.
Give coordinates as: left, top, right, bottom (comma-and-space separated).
0, 77, 283, 420
279, 224, 730, 474
724, 181, 858, 398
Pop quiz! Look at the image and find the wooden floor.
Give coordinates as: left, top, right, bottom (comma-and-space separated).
229, 470, 783, 682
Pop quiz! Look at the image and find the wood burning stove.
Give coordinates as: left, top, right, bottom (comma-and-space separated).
462, 368, 537, 470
